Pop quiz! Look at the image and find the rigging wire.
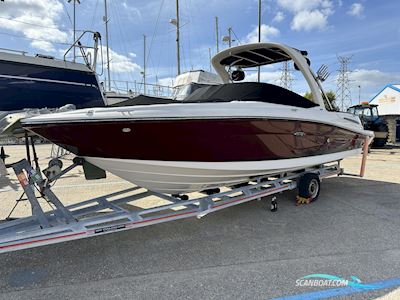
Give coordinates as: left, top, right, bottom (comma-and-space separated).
184, 0, 193, 70
60, 1, 73, 27
89, 0, 100, 30
0, 30, 71, 46
110, 1, 135, 83
231, 28, 241, 45
145, 0, 164, 69
108, 2, 123, 82
0, 16, 65, 30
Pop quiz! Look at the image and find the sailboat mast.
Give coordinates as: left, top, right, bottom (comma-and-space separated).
73, 1, 76, 61
68, 0, 80, 62
176, 0, 181, 75
143, 34, 146, 94
104, 0, 111, 90
215, 16, 219, 53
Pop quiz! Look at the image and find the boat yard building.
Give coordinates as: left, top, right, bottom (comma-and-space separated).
370, 84, 400, 144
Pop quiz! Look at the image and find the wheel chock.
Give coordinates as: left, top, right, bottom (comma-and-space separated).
270, 196, 278, 212
296, 195, 312, 205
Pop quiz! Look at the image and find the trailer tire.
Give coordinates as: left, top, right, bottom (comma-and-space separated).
371, 123, 388, 148
298, 173, 321, 202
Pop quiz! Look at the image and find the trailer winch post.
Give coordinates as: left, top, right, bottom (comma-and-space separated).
12, 160, 51, 228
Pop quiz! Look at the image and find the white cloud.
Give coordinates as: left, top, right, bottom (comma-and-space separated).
277, 0, 332, 13
128, 52, 137, 58
85, 46, 141, 74
273, 11, 285, 23
30, 40, 55, 52
277, 0, 334, 32
121, 1, 142, 20
350, 69, 400, 88
158, 77, 175, 87
291, 10, 329, 31
0, 0, 68, 52
105, 47, 142, 73
246, 24, 280, 43
347, 3, 364, 17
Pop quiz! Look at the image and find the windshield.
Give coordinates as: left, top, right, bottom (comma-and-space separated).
363, 108, 371, 117
172, 83, 213, 100
172, 85, 192, 100
182, 82, 319, 108
372, 106, 379, 117
353, 107, 370, 116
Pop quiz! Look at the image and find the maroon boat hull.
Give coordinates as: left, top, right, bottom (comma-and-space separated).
25, 118, 365, 162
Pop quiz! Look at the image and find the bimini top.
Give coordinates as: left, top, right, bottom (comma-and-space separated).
183, 82, 318, 109
218, 47, 307, 69
211, 43, 325, 108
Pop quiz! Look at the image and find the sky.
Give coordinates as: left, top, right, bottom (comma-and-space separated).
0, 0, 399, 105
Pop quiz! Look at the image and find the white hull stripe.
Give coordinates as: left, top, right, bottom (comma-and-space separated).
0, 74, 97, 88
84, 149, 361, 193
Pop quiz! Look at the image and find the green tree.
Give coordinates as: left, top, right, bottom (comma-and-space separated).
304, 91, 312, 100
303, 91, 340, 111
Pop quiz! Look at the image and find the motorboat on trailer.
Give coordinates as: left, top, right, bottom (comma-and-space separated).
22, 42, 374, 194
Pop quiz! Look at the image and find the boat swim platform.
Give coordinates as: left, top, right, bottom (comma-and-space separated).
0, 155, 342, 253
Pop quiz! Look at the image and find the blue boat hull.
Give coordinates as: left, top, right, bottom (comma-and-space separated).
0, 59, 105, 111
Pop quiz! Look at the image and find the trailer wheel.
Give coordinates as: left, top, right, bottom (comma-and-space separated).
372, 123, 389, 148
298, 173, 321, 203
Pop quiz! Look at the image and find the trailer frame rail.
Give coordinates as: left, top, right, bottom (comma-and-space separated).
0, 159, 342, 253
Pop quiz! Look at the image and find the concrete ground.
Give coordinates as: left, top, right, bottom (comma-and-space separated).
0, 144, 399, 300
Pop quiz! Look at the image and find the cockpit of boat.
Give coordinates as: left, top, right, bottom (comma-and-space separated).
182, 82, 318, 108
115, 43, 328, 110
114, 82, 318, 109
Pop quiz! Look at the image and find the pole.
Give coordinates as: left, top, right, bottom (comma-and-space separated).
208, 47, 212, 72
360, 137, 369, 177
104, 0, 111, 91
68, 0, 80, 62
176, 0, 181, 75
257, 0, 261, 82
215, 16, 219, 53
228, 27, 232, 47
73, 0, 76, 62
358, 85, 361, 103
143, 34, 146, 94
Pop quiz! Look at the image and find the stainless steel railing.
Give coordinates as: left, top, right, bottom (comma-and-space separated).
0, 47, 28, 55
106, 79, 174, 98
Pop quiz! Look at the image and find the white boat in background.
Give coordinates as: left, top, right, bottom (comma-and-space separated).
172, 70, 223, 100
107, 70, 224, 106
